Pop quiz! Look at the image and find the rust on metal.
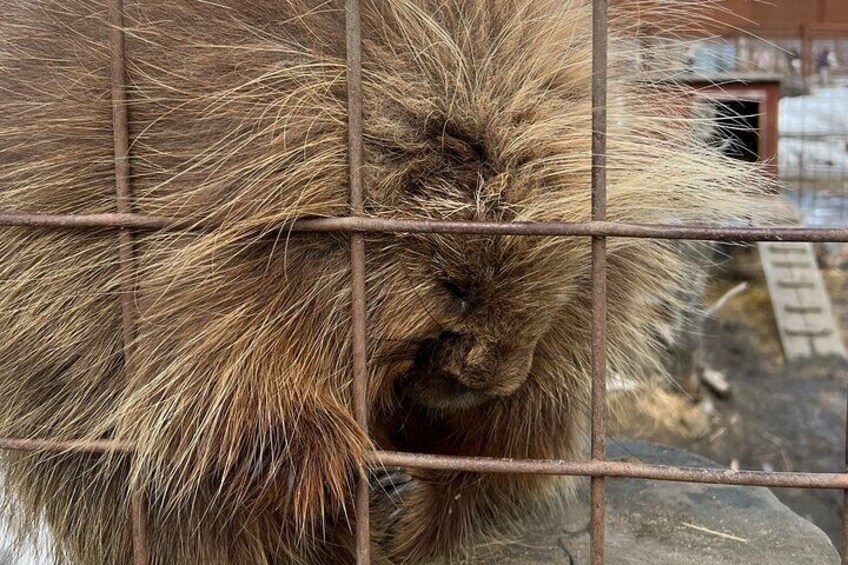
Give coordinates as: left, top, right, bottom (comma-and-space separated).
345, 0, 370, 563
374, 451, 848, 489
109, 0, 135, 355
843, 388, 848, 565
1, 212, 848, 243
589, 0, 609, 563
4, 437, 848, 491
0, 212, 182, 230
108, 0, 149, 562
0, 437, 132, 453
131, 490, 150, 565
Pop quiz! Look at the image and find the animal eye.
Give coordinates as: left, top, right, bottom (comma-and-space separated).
442, 280, 467, 301
406, 177, 426, 195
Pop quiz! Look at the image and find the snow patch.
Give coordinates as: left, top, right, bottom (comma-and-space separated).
779, 85, 848, 178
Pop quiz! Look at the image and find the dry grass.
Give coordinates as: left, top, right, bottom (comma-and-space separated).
610, 386, 713, 441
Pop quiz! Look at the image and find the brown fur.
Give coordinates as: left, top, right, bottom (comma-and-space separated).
0, 1, 779, 563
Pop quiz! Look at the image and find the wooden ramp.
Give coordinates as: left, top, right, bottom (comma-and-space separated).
758, 242, 846, 361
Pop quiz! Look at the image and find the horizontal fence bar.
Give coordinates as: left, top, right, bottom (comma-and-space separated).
2, 438, 846, 489
0, 437, 131, 453
0, 212, 187, 230
1, 213, 848, 242
373, 451, 848, 489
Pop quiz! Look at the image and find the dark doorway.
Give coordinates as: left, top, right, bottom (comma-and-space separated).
709, 99, 761, 163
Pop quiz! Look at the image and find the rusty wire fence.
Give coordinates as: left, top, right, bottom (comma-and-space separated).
0, 1, 847, 564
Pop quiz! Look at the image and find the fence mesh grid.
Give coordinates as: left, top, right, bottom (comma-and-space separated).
0, 1, 846, 565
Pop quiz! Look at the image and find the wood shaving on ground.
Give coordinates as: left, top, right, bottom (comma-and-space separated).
681, 522, 749, 543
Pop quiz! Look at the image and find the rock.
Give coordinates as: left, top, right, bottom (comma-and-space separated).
1, 440, 839, 564
455, 440, 840, 564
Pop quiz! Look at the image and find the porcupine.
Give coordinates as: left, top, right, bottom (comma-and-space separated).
0, 0, 779, 563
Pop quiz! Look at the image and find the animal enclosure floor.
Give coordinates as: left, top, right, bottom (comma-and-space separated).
617, 248, 848, 551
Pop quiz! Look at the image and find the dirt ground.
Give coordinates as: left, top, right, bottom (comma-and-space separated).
615, 243, 848, 550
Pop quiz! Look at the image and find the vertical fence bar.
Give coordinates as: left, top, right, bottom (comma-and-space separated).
108, 1, 149, 564
130, 491, 149, 565
345, 1, 370, 563
109, 0, 133, 354
589, 0, 609, 564
843, 389, 848, 565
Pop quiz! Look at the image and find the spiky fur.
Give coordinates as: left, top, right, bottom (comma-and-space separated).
0, 1, 779, 563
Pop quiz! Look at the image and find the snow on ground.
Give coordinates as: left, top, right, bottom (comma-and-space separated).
789, 192, 848, 227
780, 85, 848, 137
779, 83, 848, 179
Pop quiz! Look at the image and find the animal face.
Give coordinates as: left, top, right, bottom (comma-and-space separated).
357, 4, 598, 414
396, 241, 556, 412
367, 121, 584, 413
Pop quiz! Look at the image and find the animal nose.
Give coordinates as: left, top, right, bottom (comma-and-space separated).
488, 344, 536, 395
438, 333, 535, 395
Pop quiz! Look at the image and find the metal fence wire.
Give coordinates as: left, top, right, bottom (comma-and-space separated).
1, 1, 848, 565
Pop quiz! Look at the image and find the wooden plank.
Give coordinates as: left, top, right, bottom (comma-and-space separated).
758, 242, 846, 362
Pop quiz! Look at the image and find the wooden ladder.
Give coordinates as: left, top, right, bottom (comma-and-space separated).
758, 242, 846, 361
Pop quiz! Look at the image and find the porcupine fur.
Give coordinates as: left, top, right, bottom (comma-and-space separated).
0, 0, 780, 563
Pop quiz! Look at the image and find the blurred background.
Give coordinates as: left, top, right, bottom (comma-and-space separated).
610, 0, 848, 552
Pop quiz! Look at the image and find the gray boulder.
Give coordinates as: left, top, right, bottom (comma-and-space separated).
458, 440, 840, 564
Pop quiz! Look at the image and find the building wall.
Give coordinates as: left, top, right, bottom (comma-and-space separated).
745, 0, 848, 27
624, 1, 848, 35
